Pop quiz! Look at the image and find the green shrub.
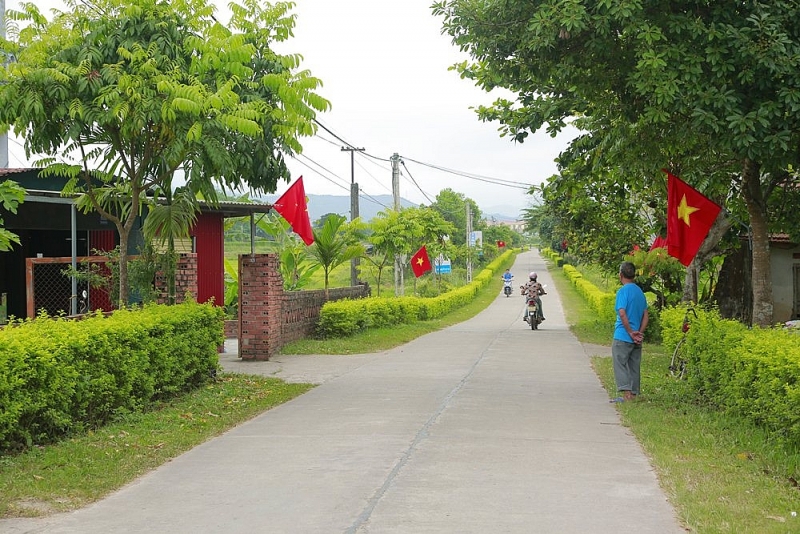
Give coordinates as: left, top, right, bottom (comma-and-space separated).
317, 250, 514, 337
0, 302, 223, 451
661, 306, 800, 445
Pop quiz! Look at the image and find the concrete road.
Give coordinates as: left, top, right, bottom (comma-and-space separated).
1, 250, 683, 533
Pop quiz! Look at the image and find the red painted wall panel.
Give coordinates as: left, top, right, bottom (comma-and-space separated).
192, 213, 224, 306
88, 230, 116, 311
89, 229, 117, 253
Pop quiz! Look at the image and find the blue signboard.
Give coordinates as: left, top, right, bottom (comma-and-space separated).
435, 255, 451, 274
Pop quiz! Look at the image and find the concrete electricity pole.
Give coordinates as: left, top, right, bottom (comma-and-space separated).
391, 153, 401, 211
390, 153, 403, 295
466, 203, 473, 283
341, 146, 364, 286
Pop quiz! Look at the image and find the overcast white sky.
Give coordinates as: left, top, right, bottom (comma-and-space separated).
6, 0, 578, 216
278, 0, 578, 216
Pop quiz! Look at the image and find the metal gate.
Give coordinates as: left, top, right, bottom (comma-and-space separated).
25, 256, 113, 318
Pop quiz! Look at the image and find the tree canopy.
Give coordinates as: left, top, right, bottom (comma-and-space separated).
435, 0, 800, 325
0, 0, 329, 304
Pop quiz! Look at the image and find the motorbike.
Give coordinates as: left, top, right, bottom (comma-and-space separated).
523, 284, 546, 330
502, 277, 514, 297
525, 297, 541, 330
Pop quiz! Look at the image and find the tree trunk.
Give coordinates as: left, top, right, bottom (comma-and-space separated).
742, 159, 773, 327
167, 235, 176, 305
116, 223, 130, 308
117, 189, 142, 308
681, 213, 734, 303
712, 243, 752, 322
682, 263, 698, 303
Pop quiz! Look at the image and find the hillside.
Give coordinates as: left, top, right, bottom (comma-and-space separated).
260, 194, 523, 222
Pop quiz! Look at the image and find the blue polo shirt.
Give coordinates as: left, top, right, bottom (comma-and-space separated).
613, 283, 647, 343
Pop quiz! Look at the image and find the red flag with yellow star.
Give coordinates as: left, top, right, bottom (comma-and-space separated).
664, 171, 722, 266
410, 245, 432, 277
273, 177, 314, 245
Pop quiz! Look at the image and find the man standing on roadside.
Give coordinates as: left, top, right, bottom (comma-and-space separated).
611, 261, 648, 403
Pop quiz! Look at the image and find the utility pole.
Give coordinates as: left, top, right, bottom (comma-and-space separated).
390, 153, 403, 295
391, 153, 401, 210
466, 203, 473, 283
341, 146, 364, 286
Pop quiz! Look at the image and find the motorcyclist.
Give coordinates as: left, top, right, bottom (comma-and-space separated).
521, 272, 546, 322
501, 268, 514, 296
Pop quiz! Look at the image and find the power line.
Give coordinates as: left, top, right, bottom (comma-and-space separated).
400, 155, 532, 190
313, 119, 391, 163
290, 152, 392, 212
355, 158, 393, 195
400, 160, 436, 205
307, 120, 530, 212
292, 154, 351, 193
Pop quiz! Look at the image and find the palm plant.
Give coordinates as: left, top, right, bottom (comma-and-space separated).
142, 173, 203, 304
307, 214, 365, 296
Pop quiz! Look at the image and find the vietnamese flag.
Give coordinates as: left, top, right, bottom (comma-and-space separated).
664, 171, 722, 266
273, 177, 314, 245
497, 240, 505, 248
649, 235, 668, 251
410, 245, 432, 277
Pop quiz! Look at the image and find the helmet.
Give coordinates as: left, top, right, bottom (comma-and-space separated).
529, 272, 537, 280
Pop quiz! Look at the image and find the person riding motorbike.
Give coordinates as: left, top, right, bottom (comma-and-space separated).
521, 272, 546, 322
501, 269, 514, 296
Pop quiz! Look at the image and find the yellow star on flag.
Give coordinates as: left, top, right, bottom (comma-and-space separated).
416, 257, 424, 266
677, 194, 700, 226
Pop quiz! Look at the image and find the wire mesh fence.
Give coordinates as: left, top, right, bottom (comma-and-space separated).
25, 256, 113, 318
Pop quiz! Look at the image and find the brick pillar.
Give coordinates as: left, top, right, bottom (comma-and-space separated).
155, 253, 198, 304
174, 254, 198, 303
238, 254, 283, 361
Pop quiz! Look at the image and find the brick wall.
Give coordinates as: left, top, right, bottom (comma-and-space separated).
155, 253, 198, 304
238, 254, 369, 361
157, 253, 369, 361
281, 286, 370, 345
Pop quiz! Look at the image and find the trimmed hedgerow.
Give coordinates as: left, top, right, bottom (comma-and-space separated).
662, 305, 800, 446
560, 263, 660, 341
317, 250, 514, 338
0, 301, 223, 451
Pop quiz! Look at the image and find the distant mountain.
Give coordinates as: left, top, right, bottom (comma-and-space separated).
483, 211, 522, 223
260, 194, 523, 223
482, 205, 527, 222
260, 194, 416, 223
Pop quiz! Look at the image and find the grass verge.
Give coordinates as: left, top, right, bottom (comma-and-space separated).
549, 259, 800, 533
0, 376, 313, 518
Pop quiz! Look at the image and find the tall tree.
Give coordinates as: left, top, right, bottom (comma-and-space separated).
428, 188, 481, 247
435, 0, 800, 326
0, 0, 329, 306
367, 207, 455, 296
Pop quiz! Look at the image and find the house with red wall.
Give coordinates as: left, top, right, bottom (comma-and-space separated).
0, 168, 271, 320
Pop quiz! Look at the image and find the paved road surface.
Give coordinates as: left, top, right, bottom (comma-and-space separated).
2, 250, 683, 533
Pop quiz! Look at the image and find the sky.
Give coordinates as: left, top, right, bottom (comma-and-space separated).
5, 0, 578, 217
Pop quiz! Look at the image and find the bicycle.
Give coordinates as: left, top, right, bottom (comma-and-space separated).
669, 307, 697, 379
